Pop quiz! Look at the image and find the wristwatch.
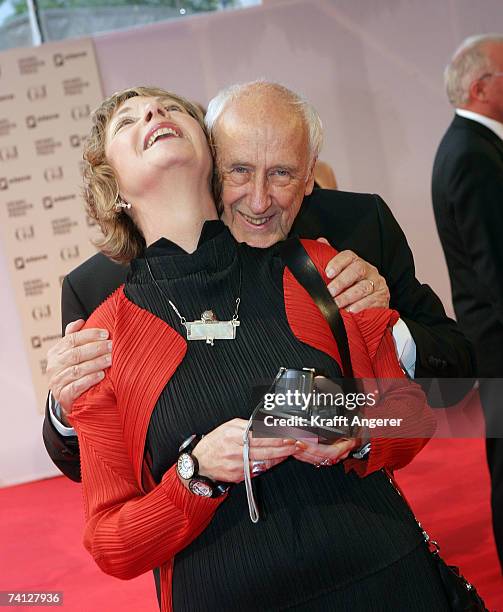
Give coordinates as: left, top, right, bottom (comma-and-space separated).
176, 434, 230, 498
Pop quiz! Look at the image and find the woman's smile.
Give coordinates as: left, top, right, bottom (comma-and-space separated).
144, 122, 183, 150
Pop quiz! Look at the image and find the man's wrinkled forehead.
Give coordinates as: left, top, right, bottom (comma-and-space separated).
214, 95, 309, 159
487, 41, 503, 65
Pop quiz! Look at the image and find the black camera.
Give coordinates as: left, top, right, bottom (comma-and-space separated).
252, 367, 363, 443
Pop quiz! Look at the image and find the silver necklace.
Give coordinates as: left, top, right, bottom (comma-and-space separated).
144, 254, 241, 346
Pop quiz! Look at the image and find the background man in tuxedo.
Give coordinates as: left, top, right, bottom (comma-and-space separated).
44, 81, 474, 482
432, 34, 503, 569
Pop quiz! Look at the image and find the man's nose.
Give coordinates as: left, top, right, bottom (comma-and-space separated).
248, 178, 271, 214
143, 102, 166, 123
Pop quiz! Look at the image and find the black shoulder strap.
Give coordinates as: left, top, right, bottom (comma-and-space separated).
279, 238, 354, 379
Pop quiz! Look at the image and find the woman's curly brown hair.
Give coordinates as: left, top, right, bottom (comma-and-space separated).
83, 86, 219, 264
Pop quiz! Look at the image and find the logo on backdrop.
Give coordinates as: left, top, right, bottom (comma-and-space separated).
15, 225, 35, 241
43, 166, 64, 182
42, 196, 53, 209
31, 304, 51, 321
1, 175, 32, 190
0, 118, 17, 137
0, 146, 18, 162
54, 50, 88, 68
31, 336, 42, 349
71, 104, 90, 120
18, 56, 45, 75
27, 85, 47, 101
42, 193, 76, 209
60, 245, 80, 261
26, 113, 60, 129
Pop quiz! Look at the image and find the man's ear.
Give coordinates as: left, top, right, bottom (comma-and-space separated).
468, 77, 487, 102
304, 158, 317, 196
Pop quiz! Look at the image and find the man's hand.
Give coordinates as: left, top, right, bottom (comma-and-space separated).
47, 319, 112, 423
318, 238, 390, 312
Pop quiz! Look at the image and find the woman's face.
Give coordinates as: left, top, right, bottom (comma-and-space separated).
104, 95, 212, 200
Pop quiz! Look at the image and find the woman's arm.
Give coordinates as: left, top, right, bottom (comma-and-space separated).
70, 374, 225, 581
343, 321, 436, 478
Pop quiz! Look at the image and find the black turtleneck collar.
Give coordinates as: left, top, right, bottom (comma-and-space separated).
143, 219, 225, 257
129, 219, 237, 282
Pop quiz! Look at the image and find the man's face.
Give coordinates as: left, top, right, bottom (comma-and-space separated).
214, 95, 315, 248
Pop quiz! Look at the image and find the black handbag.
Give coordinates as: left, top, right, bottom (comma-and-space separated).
429, 542, 489, 611
280, 238, 489, 612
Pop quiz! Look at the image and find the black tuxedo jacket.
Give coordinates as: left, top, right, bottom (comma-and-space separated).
43, 188, 474, 481
432, 115, 503, 377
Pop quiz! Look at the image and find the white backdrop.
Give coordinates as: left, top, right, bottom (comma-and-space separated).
1, 0, 502, 485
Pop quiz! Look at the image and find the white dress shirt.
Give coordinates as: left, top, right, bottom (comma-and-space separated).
456, 108, 503, 141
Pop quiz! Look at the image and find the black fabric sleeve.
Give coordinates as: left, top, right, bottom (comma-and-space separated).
61, 274, 89, 335
450, 151, 503, 323
41, 275, 88, 482
375, 195, 476, 379
42, 399, 81, 482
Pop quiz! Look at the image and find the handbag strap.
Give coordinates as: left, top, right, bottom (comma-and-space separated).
279, 238, 354, 379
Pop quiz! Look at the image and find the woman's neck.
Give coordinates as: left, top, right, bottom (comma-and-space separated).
130, 174, 218, 253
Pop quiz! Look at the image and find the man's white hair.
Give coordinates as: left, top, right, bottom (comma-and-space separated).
205, 80, 323, 164
444, 33, 503, 107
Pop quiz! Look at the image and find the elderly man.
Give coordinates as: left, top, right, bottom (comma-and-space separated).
44, 80, 473, 481
432, 34, 503, 568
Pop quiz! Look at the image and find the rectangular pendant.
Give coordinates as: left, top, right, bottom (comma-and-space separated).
185, 320, 240, 343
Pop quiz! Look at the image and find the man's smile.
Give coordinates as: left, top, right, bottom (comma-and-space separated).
238, 211, 275, 228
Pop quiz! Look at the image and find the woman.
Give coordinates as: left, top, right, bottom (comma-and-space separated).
70, 86, 449, 611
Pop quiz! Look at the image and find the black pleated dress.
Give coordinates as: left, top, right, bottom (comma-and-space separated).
124, 221, 449, 611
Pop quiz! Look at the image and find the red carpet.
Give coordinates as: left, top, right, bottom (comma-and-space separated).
1, 438, 502, 611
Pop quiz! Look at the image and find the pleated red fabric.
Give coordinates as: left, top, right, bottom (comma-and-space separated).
71, 288, 225, 611
283, 240, 436, 477
71, 240, 436, 611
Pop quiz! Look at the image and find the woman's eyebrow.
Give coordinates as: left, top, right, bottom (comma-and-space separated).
116, 106, 133, 116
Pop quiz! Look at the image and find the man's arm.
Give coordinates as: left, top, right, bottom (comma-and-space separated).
43, 277, 109, 481
43, 392, 81, 482
43, 253, 127, 480
375, 195, 475, 379
297, 189, 471, 380
450, 151, 503, 322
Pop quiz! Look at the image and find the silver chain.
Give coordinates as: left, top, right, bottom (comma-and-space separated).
143, 254, 242, 329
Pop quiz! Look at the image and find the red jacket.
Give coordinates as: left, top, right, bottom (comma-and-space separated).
71, 240, 435, 611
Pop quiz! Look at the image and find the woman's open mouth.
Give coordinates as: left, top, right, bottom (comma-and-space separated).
144, 122, 183, 150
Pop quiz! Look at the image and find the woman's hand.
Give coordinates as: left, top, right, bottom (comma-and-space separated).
292, 437, 360, 467
192, 418, 302, 483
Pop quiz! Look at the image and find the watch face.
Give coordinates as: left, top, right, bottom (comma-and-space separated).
177, 453, 195, 480
188, 479, 213, 497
